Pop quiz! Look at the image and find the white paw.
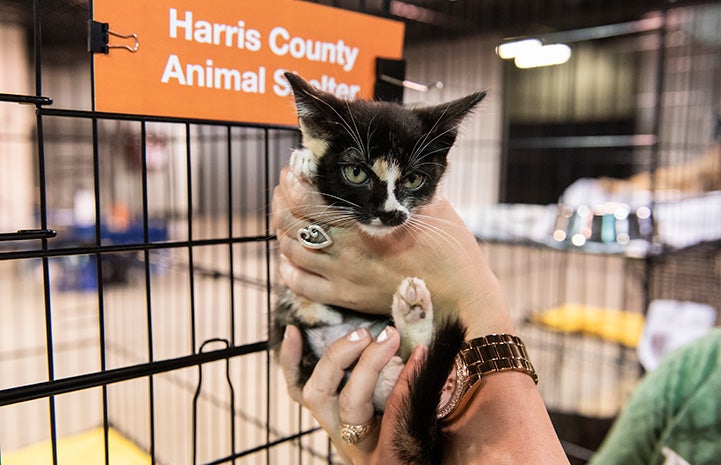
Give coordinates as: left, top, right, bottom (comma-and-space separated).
289, 148, 318, 180
372, 356, 404, 411
392, 277, 434, 359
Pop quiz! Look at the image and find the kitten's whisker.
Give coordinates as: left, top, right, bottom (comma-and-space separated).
409, 101, 455, 163
305, 91, 365, 154
406, 216, 470, 261
318, 192, 363, 209
416, 145, 454, 159
344, 101, 366, 160
410, 123, 463, 165
412, 212, 470, 232
365, 112, 379, 159
413, 161, 449, 171
401, 220, 456, 263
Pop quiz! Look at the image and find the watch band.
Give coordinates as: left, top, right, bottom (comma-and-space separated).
461, 333, 538, 385
437, 333, 538, 422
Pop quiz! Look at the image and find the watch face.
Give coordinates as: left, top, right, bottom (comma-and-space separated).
438, 364, 459, 411
436, 355, 468, 420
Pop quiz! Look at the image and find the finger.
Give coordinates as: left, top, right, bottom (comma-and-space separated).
371, 344, 429, 464
383, 344, 428, 418
276, 166, 328, 222
277, 232, 331, 273
283, 167, 327, 218
278, 255, 336, 302
279, 325, 304, 403
339, 326, 401, 425
303, 328, 371, 411
271, 184, 306, 237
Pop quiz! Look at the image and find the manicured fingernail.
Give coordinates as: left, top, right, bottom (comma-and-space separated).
376, 326, 394, 343
348, 330, 362, 342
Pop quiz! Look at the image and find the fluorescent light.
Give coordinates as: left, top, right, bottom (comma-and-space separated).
496, 38, 542, 59
514, 44, 572, 69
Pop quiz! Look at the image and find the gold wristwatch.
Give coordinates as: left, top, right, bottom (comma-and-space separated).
436, 334, 538, 422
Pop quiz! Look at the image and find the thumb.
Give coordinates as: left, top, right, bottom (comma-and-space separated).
375, 345, 429, 463
279, 325, 304, 403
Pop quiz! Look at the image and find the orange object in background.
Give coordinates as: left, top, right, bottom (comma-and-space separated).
93, 0, 405, 126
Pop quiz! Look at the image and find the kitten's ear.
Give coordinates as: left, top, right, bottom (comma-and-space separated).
414, 91, 487, 148
284, 72, 343, 144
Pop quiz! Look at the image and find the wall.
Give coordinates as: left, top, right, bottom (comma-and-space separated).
0, 23, 34, 232
404, 33, 505, 208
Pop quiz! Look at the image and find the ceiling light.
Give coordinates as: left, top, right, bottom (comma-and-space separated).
514, 43, 572, 69
495, 38, 542, 59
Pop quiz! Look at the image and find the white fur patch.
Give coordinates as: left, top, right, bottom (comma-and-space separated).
392, 277, 434, 360
371, 160, 409, 215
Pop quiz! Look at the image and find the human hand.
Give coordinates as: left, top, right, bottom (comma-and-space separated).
271, 165, 514, 338
280, 324, 426, 465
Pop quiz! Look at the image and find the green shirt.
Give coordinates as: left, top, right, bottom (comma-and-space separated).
589, 329, 721, 465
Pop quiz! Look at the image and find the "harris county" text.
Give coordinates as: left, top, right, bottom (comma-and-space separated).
167, 8, 360, 71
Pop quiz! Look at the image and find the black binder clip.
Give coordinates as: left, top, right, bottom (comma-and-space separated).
88, 20, 139, 54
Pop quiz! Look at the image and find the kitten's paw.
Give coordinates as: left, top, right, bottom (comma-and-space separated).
392, 277, 434, 357
372, 355, 404, 411
393, 277, 433, 323
289, 148, 318, 180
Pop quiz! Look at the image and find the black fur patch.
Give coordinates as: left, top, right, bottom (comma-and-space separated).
393, 317, 467, 465
284, 72, 486, 228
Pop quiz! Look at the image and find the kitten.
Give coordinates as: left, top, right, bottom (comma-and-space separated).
272, 72, 485, 465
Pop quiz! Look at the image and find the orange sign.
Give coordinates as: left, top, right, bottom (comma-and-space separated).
93, 0, 405, 126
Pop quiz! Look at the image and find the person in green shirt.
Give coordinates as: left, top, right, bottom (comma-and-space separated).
590, 329, 721, 465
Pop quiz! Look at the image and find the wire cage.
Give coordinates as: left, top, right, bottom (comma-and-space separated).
399, 1, 721, 460
2, 1, 721, 465
0, 1, 330, 463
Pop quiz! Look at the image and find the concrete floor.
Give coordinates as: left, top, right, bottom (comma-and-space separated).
0, 218, 644, 464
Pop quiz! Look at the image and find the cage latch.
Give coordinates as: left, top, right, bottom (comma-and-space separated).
0, 229, 57, 242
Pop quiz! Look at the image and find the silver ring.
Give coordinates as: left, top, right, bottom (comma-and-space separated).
297, 224, 333, 250
339, 417, 377, 445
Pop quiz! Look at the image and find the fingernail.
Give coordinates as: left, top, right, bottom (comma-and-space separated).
376, 326, 394, 343
348, 330, 362, 342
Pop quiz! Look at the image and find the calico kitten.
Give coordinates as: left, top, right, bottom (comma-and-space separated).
272, 72, 485, 465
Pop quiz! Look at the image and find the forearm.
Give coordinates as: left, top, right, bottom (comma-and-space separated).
442, 372, 569, 465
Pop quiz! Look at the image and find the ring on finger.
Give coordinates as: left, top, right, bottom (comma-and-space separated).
297, 224, 333, 250
339, 416, 378, 445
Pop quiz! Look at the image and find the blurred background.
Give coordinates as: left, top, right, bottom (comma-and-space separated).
1, 0, 719, 464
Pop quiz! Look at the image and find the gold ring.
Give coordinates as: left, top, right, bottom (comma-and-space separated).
339, 417, 377, 445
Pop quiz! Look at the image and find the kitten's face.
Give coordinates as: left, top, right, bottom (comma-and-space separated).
285, 72, 485, 236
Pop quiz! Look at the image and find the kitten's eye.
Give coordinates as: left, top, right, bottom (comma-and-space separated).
342, 165, 369, 185
403, 173, 425, 190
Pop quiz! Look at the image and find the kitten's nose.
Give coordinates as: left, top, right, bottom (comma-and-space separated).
377, 210, 408, 227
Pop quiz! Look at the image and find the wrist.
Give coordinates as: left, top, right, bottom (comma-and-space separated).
455, 293, 515, 339
450, 269, 515, 338
437, 334, 537, 424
